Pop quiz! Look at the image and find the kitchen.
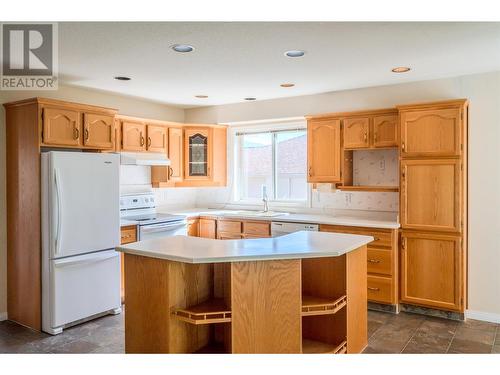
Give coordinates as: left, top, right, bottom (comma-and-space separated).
1, 17, 500, 365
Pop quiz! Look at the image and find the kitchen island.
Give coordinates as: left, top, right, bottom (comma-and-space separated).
117, 231, 373, 354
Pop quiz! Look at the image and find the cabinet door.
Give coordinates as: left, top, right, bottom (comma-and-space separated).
199, 218, 216, 239
168, 127, 183, 183
400, 108, 462, 157
401, 159, 462, 232
42, 107, 81, 146
373, 114, 398, 148
307, 119, 341, 182
185, 128, 212, 180
83, 113, 114, 149
187, 219, 199, 237
122, 121, 146, 151
343, 117, 370, 149
146, 125, 168, 153
400, 232, 463, 311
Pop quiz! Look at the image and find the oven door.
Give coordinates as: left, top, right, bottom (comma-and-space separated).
139, 220, 188, 241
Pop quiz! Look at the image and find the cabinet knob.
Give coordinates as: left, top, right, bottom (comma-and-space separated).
368, 287, 380, 292
147, 137, 152, 148
84, 128, 89, 140
401, 141, 406, 151
363, 132, 368, 142
308, 166, 312, 177
140, 135, 145, 146
73, 127, 80, 140
367, 259, 381, 263
374, 132, 378, 142
168, 166, 174, 178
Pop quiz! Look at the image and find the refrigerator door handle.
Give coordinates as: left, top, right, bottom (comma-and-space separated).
54, 169, 62, 256
54, 251, 119, 268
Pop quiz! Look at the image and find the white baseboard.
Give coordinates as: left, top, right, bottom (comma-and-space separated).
466, 310, 500, 323
0, 312, 7, 321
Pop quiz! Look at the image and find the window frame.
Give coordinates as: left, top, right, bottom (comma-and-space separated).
230, 120, 311, 208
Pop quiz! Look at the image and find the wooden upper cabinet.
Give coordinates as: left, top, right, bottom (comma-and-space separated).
400, 108, 462, 157
167, 127, 183, 183
42, 107, 81, 146
343, 117, 369, 149
307, 118, 341, 182
146, 125, 168, 153
122, 121, 146, 151
401, 159, 461, 232
184, 127, 212, 180
83, 113, 114, 149
400, 232, 463, 311
373, 114, 398, 148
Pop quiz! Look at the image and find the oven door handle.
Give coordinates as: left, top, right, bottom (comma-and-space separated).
140, 221, 187, 233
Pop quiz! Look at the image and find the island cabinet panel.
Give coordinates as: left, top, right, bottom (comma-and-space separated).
400, 232, 463, 311
187, 218, 199, 236
83, 113, 114, 149
307, 118, 342, 183
343, 117, 370, 149
231, 259, 302, 353
42, 106, 81, 146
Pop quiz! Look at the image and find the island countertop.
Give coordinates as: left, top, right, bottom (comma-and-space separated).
116, 230, 374, 264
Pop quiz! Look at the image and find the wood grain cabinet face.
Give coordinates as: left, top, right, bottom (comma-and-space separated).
401, 159, 461, 232
199, 218, 216, 239
307, 119, 341, 182
42, 107, 81, 146
122, 121, 146, 151
372, 114, 398, 148
83, 113, 114, 149
168, 127, 183, 182
400, 108, 462, 157
400, 232, 462, 311
343, 117, 370, 149
187, 219, 199, 237
146, 125, 168, 153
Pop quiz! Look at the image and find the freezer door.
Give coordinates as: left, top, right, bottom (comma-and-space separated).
46, 152, 120, 259
43, 250, 121, 331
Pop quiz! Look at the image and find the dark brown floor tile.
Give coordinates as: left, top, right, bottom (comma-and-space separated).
402, 332, 453, 354
454, 327, 495, 345
448, 338, 492, 354
368, 310, 392, 324
50, 339, 101, 354
418, 317, 458, 337
90, 342, 125, 354
458, 319, 498, 332
362, 345, 395, 354
368, 321, 383, 338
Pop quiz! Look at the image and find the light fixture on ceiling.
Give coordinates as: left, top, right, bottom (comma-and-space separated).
284, 50, 305, 58
280, 83, 295, 88
171, 44, 195, 53
114, 76, 131, 81
244, 97, 256, 101
391, 66, 411, 73
195, 95, 208, 98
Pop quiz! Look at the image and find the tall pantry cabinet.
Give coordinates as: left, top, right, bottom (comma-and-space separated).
398, 100, 468, 313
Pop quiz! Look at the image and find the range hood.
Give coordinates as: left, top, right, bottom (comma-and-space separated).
120, 152, 171, 166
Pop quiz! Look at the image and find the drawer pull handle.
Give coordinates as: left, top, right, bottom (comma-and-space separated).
368, 287, 380, 292
368, 259, 380, 263
373, 237, 380, 241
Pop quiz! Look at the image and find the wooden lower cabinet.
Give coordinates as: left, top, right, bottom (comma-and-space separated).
199, 218, 217, 239
400, 231, 464, 311
120, 225, 138, 303
320, 224, 398, 305
187, 218, 199, 236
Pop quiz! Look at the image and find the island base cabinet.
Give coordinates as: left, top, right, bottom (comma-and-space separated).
123, 246, 367, 354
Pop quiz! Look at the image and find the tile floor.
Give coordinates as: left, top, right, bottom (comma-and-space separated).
0, 310, 498, 354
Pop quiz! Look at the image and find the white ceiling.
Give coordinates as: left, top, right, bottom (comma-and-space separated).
58, 22, 500, 108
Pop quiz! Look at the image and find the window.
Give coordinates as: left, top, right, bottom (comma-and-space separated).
235, 127, 307, 202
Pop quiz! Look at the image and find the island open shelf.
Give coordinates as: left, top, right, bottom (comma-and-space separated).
119, 231, 370, 354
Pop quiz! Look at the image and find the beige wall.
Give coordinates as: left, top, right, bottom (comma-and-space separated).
0, 85, 184, 317
186, 71, 500, 320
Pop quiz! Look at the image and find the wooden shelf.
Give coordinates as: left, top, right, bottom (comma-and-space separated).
337, 185, 399, 192
301, 295, 347, 316
302, 338, 347, 354
172, 298, 231, 325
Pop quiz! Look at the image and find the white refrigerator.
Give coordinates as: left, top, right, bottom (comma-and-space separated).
41, 151, 122, 335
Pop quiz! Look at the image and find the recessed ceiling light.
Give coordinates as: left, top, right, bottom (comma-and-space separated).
195, 95, 208, 98
284, 50, 305, 58
280, 83, 295, 88
391, 67, 411, 73
171, 44, 194, 53
114, 76, 131, 81
244, 97, 256, 101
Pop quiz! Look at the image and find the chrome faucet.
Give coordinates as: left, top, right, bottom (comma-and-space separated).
262, 185, 269, 213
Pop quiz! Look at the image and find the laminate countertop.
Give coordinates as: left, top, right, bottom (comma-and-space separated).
116, 230, 373, 264
159, 208, 400, 229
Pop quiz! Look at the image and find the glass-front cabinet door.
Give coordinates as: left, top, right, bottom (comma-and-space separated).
184, 128, 212, 180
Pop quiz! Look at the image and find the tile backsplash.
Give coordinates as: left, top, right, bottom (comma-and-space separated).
352, 149, 399, 187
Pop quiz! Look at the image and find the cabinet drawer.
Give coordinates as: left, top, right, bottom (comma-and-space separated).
242, 234, 271, 239
217, 220, 242, 234
367, 248, 392, 276
242, 221, 270, 236
217, 231, 242, 240
367, 275, 393, 304
120, 226, 137, 244
320, 225, 393, 249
